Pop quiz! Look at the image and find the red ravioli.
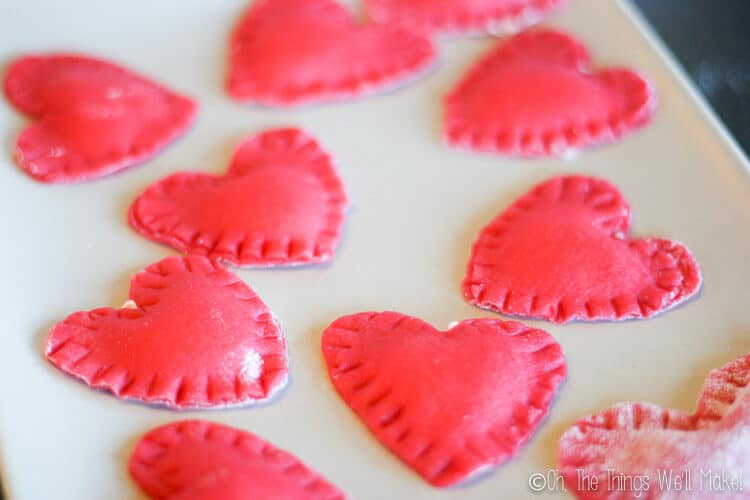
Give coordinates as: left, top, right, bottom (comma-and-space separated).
367, 0, 565, 35
558, 353, 750, 500
445, 30, 655, 157
44, 256, 288, 409
322, 312, 566, 487
130, 420, 346, 500
462, 176, 702, 323
227, 0, 436, 106
129, 128, 348, 267
4, 54, 197, 183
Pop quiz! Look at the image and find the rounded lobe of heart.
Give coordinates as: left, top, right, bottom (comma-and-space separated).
130, 420, 346, 500
558, 353, 750, 499
44, 256, 288, 409
227, 0, 436, 106
450, 66, 613, 133
4, 54, 197, 183
445, 30, 655, 157
322, 312, 566, 487
367, 0, 565, 35
463, 176, 702, 323
129, 128, 348, 267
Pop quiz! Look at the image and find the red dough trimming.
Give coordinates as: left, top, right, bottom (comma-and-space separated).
367, 0, 565, 35
445, 29, 656, 157
463, 176, 702, 323
4, 54, 197, 183
322, 312, 566, 487
130, 420, 346, 500
558, 353, 750, 499
227, 0, 437, 106
129, 128, 349, 268
45, 256, 288, 409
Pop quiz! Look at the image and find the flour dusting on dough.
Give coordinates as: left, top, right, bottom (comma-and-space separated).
241, 350, 264, 382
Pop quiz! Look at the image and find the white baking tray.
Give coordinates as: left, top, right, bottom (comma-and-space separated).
1, 0, 749, 498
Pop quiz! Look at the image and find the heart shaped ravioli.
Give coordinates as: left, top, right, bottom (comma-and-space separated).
130, 420, 345, 500
558, 353, 750, 499
322, 312, 566, 487
445, 29, 655, 157
129, 128, 349, 267
227, 0, 436, 106
366, 0, 565, 35
463, 176, 702, 323
4, 54, 197, 183
45, 256, 288, 409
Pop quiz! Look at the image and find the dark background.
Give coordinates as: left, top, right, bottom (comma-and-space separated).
1, 2, 748, 499
634, 0, 750, 157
